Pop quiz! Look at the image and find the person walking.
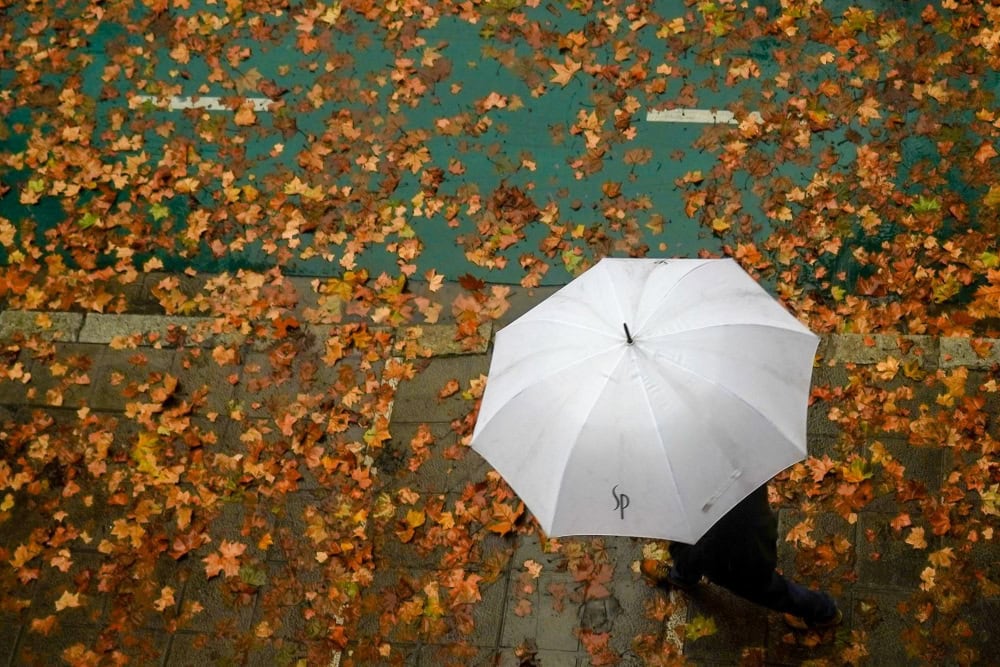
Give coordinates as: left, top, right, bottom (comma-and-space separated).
645, 483, 842, 630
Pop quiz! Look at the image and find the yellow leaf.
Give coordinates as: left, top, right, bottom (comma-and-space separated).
906, 527, 928, 550
55, 591, 82, 611
686, 614, 718, 641
234, 104, 257, 126
405, 509, 426, 529
928, 547, 955, 568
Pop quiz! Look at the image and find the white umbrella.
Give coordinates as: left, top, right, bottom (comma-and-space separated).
470, 257, 819, 544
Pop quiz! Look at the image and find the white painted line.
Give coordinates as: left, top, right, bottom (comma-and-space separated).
646, 108, 762, 125
133, 95, 272, 111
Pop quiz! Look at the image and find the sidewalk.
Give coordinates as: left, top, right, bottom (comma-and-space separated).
1, 279, 998, 666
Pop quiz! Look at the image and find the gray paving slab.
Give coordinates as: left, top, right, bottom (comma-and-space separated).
0, 310, 83, 342
854, 511, 940, 591
77, 313, 216, 346
0, 623, 22, 667
3, 298, 998, 667
391, 355, 490, 424
678, 585, 769, 664
848, 588, 924, 666
11, 623, 103, 667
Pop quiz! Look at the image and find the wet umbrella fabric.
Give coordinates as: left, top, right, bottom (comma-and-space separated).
469, 258, 819, 544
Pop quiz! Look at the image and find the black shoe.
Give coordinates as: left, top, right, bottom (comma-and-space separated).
641, 560, 700, 592
665, 566, 701, 592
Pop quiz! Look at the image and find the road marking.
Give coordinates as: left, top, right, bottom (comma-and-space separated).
646, 108, 762, 125
133, 95, 272, 111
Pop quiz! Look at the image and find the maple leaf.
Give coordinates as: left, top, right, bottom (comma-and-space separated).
54, 590, 82, 611
514, 598, 533, 617
202, 540, 247, 579
30, 615, 58, 635
438, 379, 460, 399
550, 57, 582, 86
685, 614, 718, 641
906, 527, 928, 550
153, 586, 176, 612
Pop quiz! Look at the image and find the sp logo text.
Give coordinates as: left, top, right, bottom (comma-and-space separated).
612, 485, 630, 520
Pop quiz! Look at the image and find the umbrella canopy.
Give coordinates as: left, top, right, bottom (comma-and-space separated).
470, 258, 819, 544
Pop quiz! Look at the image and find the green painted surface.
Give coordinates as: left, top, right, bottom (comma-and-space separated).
1, 1, 997, 288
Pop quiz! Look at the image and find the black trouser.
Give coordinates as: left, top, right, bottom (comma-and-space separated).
670, 540, 836, 623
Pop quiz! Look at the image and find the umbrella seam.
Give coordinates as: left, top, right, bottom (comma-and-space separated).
645, 344, 813, 460
639, 321, 815, 340
547, 348, 627, 536
502, 316, 617, 339
631, 346, 699, 542
634, 258, 713, 333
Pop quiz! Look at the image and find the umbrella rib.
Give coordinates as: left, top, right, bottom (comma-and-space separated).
547, 349, 628, 536
631, 352, 698, 541
640, 320, 813, 340
648, 347, 805, 456
633, 259, 712, 333
506, 316, 619, 339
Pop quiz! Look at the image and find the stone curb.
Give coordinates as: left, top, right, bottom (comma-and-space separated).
0, 310, 491, 357
2, 309, 997, 366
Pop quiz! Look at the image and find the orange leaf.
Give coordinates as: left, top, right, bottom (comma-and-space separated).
513, 598, 533, 616
203, 540, 247, 579
30, 615, 58, 635
438, 379, 460, 399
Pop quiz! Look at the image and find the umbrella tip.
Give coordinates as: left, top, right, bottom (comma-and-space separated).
623, 322, 634, 345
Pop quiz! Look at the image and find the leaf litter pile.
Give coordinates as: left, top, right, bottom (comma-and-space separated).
1, 0, 999, 665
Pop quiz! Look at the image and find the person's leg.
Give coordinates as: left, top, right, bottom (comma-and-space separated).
668, 542, 704, 588
723, 570, 838, 625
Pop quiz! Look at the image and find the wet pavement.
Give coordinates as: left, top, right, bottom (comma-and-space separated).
1, 278, 998, 666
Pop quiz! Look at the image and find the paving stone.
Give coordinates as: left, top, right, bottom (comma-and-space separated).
678, 584, 768, 664
501, 569, 580, 653
776, 509, 857, 595
170, 346, 239, 415
391, 355, 490, 424
419, 643, 500, 667
0, 347, 36, 406
862, 437, 946, 513
12, 623, 103, 667
511, 532, 570, 571
684, 584, 767, 664
939, 336, 1000, 370
764, 606, 849, 666
0, 622, 22, 667
848, 588, 923, 666
241, 638, 310, 667
380, 421, 491, 494
83, 346, 179, 411
822, 334, 938, 368
605, 563, 675, 658
77, 313, 216, 346
494, 286, 562, 328
19, 343, 106, 409
0, 310, 83, 342
344, 641, 421, 667
163, 631, 256, 667
495, 647, 580, 666
176, 565, 257, 635
855, 512, 938, 591
966, 598, 1000, 660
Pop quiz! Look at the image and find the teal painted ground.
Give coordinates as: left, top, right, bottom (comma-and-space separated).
1, 1, 995, 287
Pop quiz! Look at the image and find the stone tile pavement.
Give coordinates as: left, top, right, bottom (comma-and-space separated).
1, 279, 998, 666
